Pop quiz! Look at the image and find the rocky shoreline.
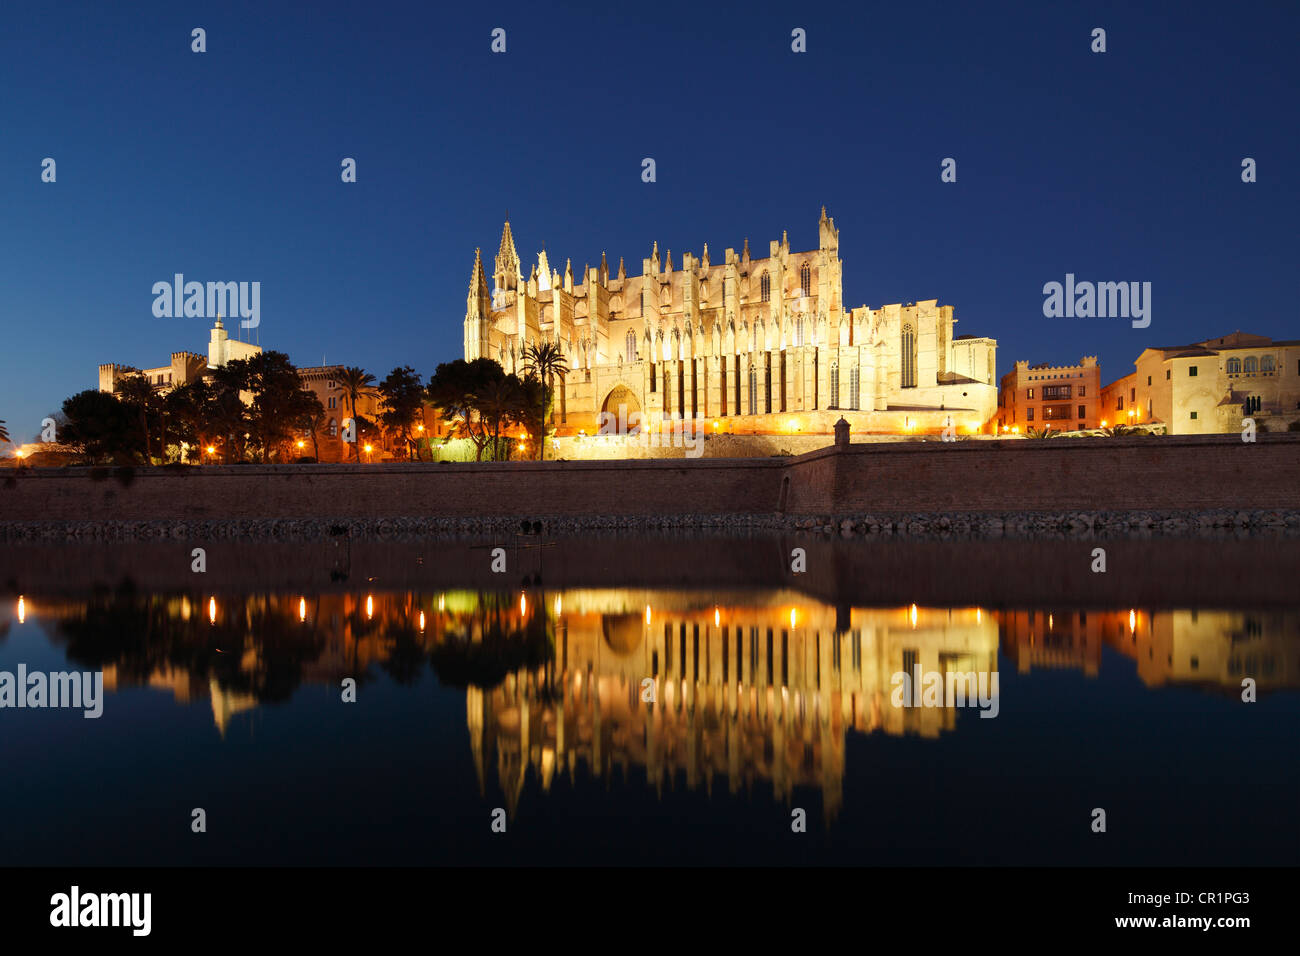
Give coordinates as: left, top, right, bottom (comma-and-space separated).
2, 508, 1298, 543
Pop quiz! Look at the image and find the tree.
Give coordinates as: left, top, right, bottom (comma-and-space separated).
335, 367, 378, 462
59, 390, 142, 463
295, 391, 327, 461
0, 420, 9, 446
113, 373, 158, 463
474, 375, 530, 461
378, 365, 427, 461
427, 358, 505, 461
521, 342, 569, 461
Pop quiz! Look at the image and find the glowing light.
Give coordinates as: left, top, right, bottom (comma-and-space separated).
437, 594, 445, 612
712, 421, 720, 431
1048, 614, 1054, 629
714, 607, 720, 627
789, 607, 797, 629
1011, 426, 1020, 435
976, 608, 982, 624
1100, 420, 1108, 428
14, 449, 25, 460
208, 597, 217, 624
206, 446, 216, 455
519, 592, 527, 616
416, 423, 425, 432
298, 597, 306, 622
785, 418, 799, 432
1129, 609, 1137, 633
419, 610, 426, 632
363, 443, 373, 453
296, 440, 305, 449
910, 604, 918, 629
644, 604, 651, 625
366, 594, 374, 619
554, 594, 562, 616
17, 596, 25, 624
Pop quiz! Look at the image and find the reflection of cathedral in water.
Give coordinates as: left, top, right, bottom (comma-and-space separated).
17, 590, 1299, 821
467, 593, 995, 821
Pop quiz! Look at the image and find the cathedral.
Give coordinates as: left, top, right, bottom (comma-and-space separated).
464, 209, 998, 437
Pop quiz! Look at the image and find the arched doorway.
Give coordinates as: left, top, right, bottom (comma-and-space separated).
600, 385, 641, 433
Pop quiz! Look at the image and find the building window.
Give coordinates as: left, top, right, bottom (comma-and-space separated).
1189, 366, 1198, 377
639, 291, 645, 316
830, 362, 840, 408
1226, 357, 1240, 375
1078, 405, 1086, 418
1043, 385, 1072, 400
850, 367, 860, 410
328, 396, 337, 410
800, 263, 811, 297
748, 366, 757, 415
794, 316, 804, 347
327, 380, 335, 389
1027, 387, 1034, 398
901, 323, 917, 388
1190, 411, 1198, 420
1243, 356, 1258, 375
625, 330, 636, 363
1261, 355, 1275, 374
1080, 386, 1086, 396
650, 363, 656, 392
1027, 408, 1034, 421
1130, 387, 1135, 401
1117, 396, 1124, 410
328, 418, 337, 437
760, 273, 770, 302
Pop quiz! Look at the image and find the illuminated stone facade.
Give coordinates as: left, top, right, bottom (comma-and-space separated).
1100, 331, 1300, 434
465, 210, 999, 437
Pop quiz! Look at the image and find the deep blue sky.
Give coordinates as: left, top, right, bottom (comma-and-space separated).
2, 0, 1296, 446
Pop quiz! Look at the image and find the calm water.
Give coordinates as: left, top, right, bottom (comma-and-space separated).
1, 586, 1297, 866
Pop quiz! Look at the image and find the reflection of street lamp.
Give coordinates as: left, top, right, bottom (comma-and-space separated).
363, 443, 373, 462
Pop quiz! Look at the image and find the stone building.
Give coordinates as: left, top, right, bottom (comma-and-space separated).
997, 356, 1102, 432
1100, 331, 1300, 434
465, 209, 999, 437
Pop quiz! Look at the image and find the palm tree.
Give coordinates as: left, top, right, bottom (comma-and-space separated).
521, 342, 568, 461
334, 367, 378, 462
0, 420, 10, 446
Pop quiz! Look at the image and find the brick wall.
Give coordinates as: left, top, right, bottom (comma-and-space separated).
3, 434, 1298, 521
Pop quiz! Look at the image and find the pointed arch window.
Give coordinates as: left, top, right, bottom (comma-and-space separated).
794, 316, 804, 347
901, 323, 917, 388
760, 273, 771, 303
849, 366, 861, 410
625, 330, 636, 363
830, 362, 840, 409
748, 365, 758, 415
800, 263, 811, 297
